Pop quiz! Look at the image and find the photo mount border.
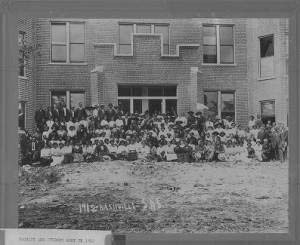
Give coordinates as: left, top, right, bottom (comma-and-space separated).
0, 0, 299, 244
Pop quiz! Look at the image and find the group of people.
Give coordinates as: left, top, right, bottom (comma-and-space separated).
18, 102, 288, 167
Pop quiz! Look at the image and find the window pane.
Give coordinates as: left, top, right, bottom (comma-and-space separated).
70, 44, 84, 62
261, 100, 275, 124
203, 45, 217, 63
118, 99, 130, 114
18, 102, 25, 129
260, 35, 274, 57
119, 44, 132, 54
51, 23, 66, 43
148, 87, 163, 96
51, 91, 67, 108
118, 86, 131, 96
220, 45, 234, 63
261, 101, 275, 116
166, 99, 177, 116
19, 51, 25, 76
164, 86, 176, 96
204, 91, 218, 118
203, 26, 216, 45
70, 92, 85, 109
52, 45, 67, 62
133, 99, 142, 114
221, 93, 235, 112
260, 56, 274, 77
136, 24, 151, 33
132, 87, 142, 96
155, 25, 169, 44
70, 23, 84, 43
119, 24, 133, 44
220, 26, 233, 45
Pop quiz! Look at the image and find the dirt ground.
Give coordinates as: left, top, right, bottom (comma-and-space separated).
18, 159, 288, 233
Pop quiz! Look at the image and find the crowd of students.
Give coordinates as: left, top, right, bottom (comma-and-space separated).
18, 102, 288, 167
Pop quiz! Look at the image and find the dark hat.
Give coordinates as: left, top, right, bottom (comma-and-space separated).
188, 111, 194, 115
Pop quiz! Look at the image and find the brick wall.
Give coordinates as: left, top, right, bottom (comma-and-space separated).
247, 18, 289, 125
21, 18, 251, 128
17, 17, 35, 132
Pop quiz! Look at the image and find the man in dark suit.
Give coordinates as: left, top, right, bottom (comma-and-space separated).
59, 102, 71, 121
75, 102, 87, 120
70, 106, 76, 121
98, 104, 106, 122
106, 103, 116, 122
52, 104, 60, 121
45, 106, 53, 120
35, 105, 45, 131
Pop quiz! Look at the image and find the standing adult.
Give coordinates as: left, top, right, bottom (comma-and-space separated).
60, 102, 70, 122
106, 103, 116, 122
75, 102, 87, 120
35, 105, 45, 131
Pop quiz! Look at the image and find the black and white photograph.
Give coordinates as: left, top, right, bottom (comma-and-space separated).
16, 17, 289, 233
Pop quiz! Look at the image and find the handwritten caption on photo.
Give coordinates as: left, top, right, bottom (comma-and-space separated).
79, 198, 163, 213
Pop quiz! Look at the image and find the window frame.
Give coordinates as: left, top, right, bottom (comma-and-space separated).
204, 90, 236, 120
18, 101, 26, 130
258, 34, 275, 80
202, 24, 235, 65
260, 99, 276, 123
118, 22, 170, 55
50, 90, 86, 109
18, 31, 26, 78
50, 21, 85, 64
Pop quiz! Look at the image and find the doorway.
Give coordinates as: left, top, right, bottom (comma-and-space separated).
149, 100, 162, 115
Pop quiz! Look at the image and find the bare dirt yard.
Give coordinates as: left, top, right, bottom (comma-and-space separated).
18, 160, 288, 233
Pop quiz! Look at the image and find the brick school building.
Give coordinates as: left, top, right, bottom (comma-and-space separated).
17, 18, 288, 132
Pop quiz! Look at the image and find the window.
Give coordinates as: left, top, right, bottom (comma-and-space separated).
51, 90, 85, 109
204, 91, 235, 120
261, 100, 275, 124
51, 22, 85, 63
119, 24, 133, 54
203, 24, 234, 64
18, 31, 26, 77
259, 35, 274, 78
118, 23, 170, 55
18, 102, 26, 130
154, 25, 170, 55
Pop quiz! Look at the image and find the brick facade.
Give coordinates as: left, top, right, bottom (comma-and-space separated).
17, 17, 35, 132
247, 18, 289, 125
17, 18, 288, 131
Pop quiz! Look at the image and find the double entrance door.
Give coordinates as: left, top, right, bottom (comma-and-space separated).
118, 85, 177, 116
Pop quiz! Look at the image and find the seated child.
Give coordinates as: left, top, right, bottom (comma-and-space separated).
50, 142, 65, 166
214, 137, 226, 162
247, 141, 256, 159
40, 143, 53, 166
62, 141, 73, 164
204, 140, 215, 162
127, 139, 138, 161
165, 141, 177, 161
107, 140, 118, 160
95, 140, 110, 161
117, 140, 128, 160
253, 139, 262, 161
193, 140, 206, 162
137, 141, 151, 160
73, 141, 84, 163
